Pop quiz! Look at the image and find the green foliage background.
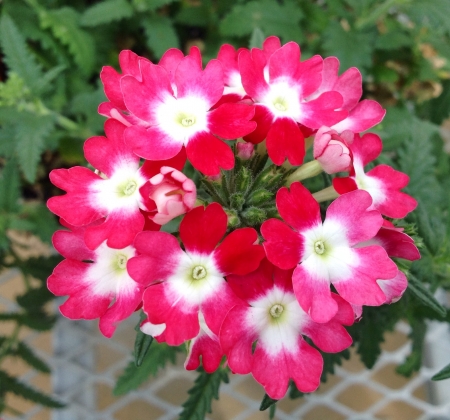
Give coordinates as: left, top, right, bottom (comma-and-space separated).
1, 0, 450, 417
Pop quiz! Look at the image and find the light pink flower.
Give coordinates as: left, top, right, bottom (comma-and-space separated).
140, 166, 196, 225
236, 142, 254, 160
313, 126, 353, 174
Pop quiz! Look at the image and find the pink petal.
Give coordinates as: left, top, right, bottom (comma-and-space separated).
299, 91, 347, 129
52, 228, 95, 262
375, 227, 420, 261
158, 48, 185, 83
186, 131, 234, 176
276, 183, 321, 232
214, 228, 265, 276
378, 270, 408, 304
295, 55, 323, 98
266, 117, 305, 165
333, 177, 358, 194
333, 100, 386, 133
208, 102, 256, 139
352, 132, 383, 165
179, 203, 227, 255
239, 48, 269, 100
268, 42, 300, 82
185, 332, 223, 373
293, 265, 339, 323
100, 66, 126, 110
127, 231, 183, 285
334, 66, 362, 111
326, 190, 383, 245
261, 219, 303, 270
125, 125, 183, 161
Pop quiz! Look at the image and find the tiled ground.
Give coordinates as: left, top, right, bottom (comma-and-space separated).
2, 263, 450, 419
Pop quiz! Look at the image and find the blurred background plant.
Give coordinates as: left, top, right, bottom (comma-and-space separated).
1, 0, 450, 417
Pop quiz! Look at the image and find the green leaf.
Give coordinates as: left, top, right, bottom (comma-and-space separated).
259, 393, 277, 411
375, 30, 413, 51
12, 341, 51, 373
179, 367, 229, 420
18, 202, 60, 244
249, 27, 265, 49
134, 312, 154, 367
0, 125, 17, 157
0, 156, 20, 213
141, 16, 180, 59
321, 348, 350, 382
219, 0, 304, 42
407, 275, 446, 318
175, 3, 211, 27
396, 319, 426, 377
114, 342, 181, 395
132, 0, 179, 12
323, 22, 376, 74
14, 112, 55, 183
16, 286, 54, 310
19, 255, 63, 281
20, 311, 57, 331
402, 0, 450, 35
39, 7, 96, 75
0, 14, 43, 94
0, 370, 64, 408
432, 362, 450, 381
80, 0, 134, 27
39, 65, 67, 94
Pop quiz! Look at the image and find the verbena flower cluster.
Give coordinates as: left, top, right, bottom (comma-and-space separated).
47, 36, 420, 399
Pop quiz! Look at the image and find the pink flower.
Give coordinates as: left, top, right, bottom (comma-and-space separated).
119, 52, 256, 175
313, 126, 353, 174
239, 38, 348, 165
127, 203, 265, 350
47, 119, 185, 249
140, 166, 196, 225
220, 259, 354, 399
236, 142, 254, 160
261, 182, 398, 323
333, 132, 418, 218
48, 220, 143, 338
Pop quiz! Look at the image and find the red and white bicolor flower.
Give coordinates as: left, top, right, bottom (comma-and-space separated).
127, 203, 265, 349
306, 57, 386, 134
333, 132, 418, 218
239, 39, 348, 165
47, 119, 186, 249
220, 259, 354, 399
48, 220, 143, 338
119, 52, 256, 176
261, 182, 398, 323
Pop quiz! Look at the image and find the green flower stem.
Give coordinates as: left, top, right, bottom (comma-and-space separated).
312, 185, 339, 203
0, 323, 20, 362
286, 160, 323, 185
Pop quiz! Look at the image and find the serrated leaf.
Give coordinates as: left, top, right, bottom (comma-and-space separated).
407, 275, 446, 318
39, 65, 67, 94
80, 0, 133, 27
0, 125, 17, 158
39, 7, 96, 75
0, 156, 20, 213
179, 368, 228, 420
0, 14, 43, 94
16, 286, 54, 310
323, 21, 376, 74
375, 30, 413, 51
14, 112, 55, 183
432, 362, 450, 381
134, 311, 154, 367
132, 0, 178, 12
12, 342, 51, 373
402, 0, 450, 35
114, 343, 181, 395
219, 0, 304, 42
0, 370, 64, 408
141, 16, 179, 59
249, 27, 265, 49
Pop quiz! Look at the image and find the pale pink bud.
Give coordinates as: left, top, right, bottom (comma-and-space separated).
236, 142, 254, 160
313, 127, 354, 174
147, 166, 196, 225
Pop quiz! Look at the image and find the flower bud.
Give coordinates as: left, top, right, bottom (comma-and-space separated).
146, 166, 196, 225
236, 142, 254, 160
313, 127, 353, 174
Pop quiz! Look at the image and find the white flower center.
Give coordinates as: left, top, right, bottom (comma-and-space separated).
180, 115, 196, 127
262, 81, 301, 119
269, 303, 284, 318
116, 253, 128, 270
274, 99, 287, 112
314, 240, 326, 255
123, 180, 137, 196
192, 265, 207, 280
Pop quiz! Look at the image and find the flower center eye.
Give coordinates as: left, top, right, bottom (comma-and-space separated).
274, 102, 286, 111
123, 181, 137, 196
269, 304, 284, 318
181, 117, 196, 127
314, 240, 325, 255
117, 254, 127, 270
192, 265, 207, 280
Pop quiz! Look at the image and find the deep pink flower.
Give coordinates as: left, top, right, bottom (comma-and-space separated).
261, 182, 398, 323
48, 220, 143, 338
140, 166, 196, 225
313, 126, 353, 174
47, 119, 184, 249
333, 132, 418, 218
127, 203, 265, 348
220, 259, 354, 399
119, 52, 256, 175
239, 38, 348, 165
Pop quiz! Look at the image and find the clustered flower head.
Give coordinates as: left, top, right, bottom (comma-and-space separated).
47, 36, 420, 400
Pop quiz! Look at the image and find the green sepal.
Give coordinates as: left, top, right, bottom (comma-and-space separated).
230, 192, 245, 211
235, 166, 252, 194
134, 311, 154, 367
241, 207, 266, 226
247, 189, 274, 206
259, 393, 277, 411
432, 362, 450, 381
